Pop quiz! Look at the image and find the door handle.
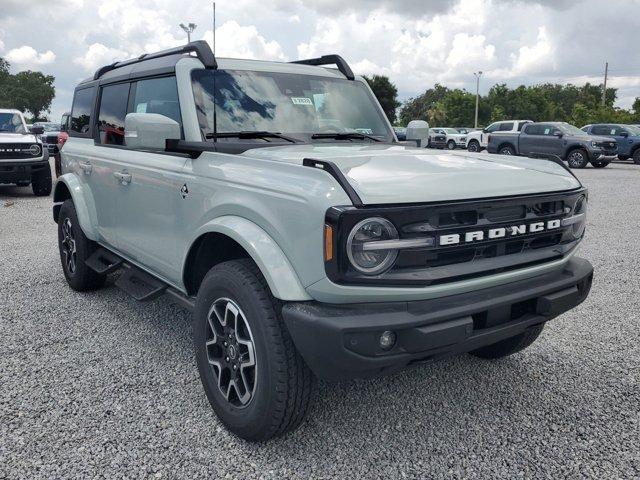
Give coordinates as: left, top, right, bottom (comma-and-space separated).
79, 161, 92, 174
113, 171, 132, 185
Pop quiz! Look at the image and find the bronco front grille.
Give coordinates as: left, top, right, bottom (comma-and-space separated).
326, 189, 585, 287
0, 143, 41, 159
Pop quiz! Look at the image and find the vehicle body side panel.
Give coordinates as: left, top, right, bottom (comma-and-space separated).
53, 173, 99, 240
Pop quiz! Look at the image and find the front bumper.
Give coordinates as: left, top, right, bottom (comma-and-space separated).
0, 158, 49, 184
283, 257, 593, 381
587, 148, 617, 161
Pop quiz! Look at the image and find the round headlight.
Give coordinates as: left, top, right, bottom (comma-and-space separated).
572, 195, 587, 238
346, 217, 398, 275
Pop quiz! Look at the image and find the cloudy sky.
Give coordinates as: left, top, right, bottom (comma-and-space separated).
1, 0, 639, 121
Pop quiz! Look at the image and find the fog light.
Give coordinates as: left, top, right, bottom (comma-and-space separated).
379, 330, 396, 350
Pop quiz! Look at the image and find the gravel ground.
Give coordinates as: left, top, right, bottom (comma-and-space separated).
1, 161, 639, 479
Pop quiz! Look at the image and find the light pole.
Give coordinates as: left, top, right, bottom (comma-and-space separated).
179, 23, 197, 44
473, 71, 483, 128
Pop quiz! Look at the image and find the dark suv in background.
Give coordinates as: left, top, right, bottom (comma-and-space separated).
487, 122, 617, 168
582, 124, 640, 164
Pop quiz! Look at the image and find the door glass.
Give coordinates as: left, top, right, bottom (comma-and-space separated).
132, 76, 182, 128
498, 122, 514, 131
97, 83, 130, 145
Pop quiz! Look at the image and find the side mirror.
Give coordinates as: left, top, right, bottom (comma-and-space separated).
620, 131, 629, 137
553, 131, 563, 138
405, 120, 430, 147
31, 125, 44, 135
124, 113, 180, 150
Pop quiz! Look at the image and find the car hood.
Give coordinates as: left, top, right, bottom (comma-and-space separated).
242, 144, 581, 205
569, 134, 616, 144
0, 133, 40, 144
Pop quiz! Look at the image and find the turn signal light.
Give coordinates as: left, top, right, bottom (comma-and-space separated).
324, 224, 333, 262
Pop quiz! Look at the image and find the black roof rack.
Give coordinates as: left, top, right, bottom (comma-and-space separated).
291, 55, 355, 80
93, 40, 217, 80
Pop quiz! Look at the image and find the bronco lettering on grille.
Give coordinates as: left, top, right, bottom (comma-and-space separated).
439, 219, 561, 246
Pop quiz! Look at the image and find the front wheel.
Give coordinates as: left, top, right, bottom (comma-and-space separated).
467, 140, 480, 152
31, 165, 52, 196
633, 149, 640, 165
447, 140, 456, 150
567, 149, 589, 168
194, 259, 315, 441
470, 324, 544, 359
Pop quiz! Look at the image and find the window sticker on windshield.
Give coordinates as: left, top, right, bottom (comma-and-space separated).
291, 97, 313, 106
136, 103, 147, 113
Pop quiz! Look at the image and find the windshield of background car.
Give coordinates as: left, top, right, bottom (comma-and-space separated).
191, 69, 393, 141
34, 123, 60, 132
557, 123, 588, 136
443, 128, 459, 134
0, 113, 26, 133
625, 125, 640, 135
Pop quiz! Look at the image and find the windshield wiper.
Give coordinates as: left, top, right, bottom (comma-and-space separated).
311, 132, 382, 142
205, 131, 299, 143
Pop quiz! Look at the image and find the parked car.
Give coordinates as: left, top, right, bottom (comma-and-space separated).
0, 109, 52, 195
427, 128, 447, 148
53, 41, 594, 441
488, 121, 617, 168
581, 124, 640, 164
429, 127, 466, 149
466, 120, 533, 152
33, 121, 68, 177
393, 126, 406, 141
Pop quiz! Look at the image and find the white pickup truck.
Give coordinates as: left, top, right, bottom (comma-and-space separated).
466, 120, 533, 152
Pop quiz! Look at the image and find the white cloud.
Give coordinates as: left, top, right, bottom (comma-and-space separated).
203, 21, 287, 61
511, 26, 553, 74
73, 43, 129, 72
5, 46, 55, 66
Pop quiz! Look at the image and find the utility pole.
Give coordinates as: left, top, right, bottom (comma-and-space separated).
474, 71, 483, 128
602, 61, 608, 107
179, 23, 197, 44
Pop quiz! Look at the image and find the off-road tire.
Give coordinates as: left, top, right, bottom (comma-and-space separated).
57, 200, 106, 291
31, 165, 52, 196
467, 140, 480, 152
499, 145, 516, 155
470, 324, 545, 359
633, 149, 640, 165
618, 154, 629, 161
447, 140, 456, 150
194, 259, 315, 441
567, 149, 589, 168
591, 160, 609, 168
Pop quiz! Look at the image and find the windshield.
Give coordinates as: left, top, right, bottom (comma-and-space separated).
191, 69, 393, 142
557, 123, 588, 136
442, 128, 459, 134
625, 125, 640, 136
34, 123, 60, 132
0, 113, 26, 133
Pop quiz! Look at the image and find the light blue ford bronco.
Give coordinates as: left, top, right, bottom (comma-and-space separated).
53, 42, 594, 441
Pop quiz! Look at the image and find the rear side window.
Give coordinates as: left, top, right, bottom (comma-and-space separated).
132, 76, 182, 127
70, 88, 95, 135
591, 125, 611, 135
97, 83, 130, 145
498, 122, 514, 131
523, 124, 541, 135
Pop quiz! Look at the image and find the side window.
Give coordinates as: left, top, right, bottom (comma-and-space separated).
541, 125, 554, 136
485, 123, 501, 133
610, 126, 623, 135
591, 125, 609, 136
498, 122, 514, 131
517, 122, 529, 132
132, 76, 182, 128
523, 124, 540, 135
97, 82, 130, 145
70, 87, 95, 135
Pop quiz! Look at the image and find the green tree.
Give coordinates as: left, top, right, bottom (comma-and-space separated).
0, 58, 55, 121
363, 75, 400, 124
398, 84, 451, 125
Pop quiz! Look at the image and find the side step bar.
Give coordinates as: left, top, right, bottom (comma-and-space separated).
85, 247, 196, 312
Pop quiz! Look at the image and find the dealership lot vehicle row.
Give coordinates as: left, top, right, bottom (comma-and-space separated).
0, 162, 638, 478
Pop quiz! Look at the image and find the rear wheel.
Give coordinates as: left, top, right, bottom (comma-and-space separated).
470, 324, 545, 359
57, 200, 106, 291
591, 160, 609, 168
31, 166, 52, 196
467, 140, 480, 152
499, 145, 515, 155
194, 259, 315, 441
567, 149, 589, 168
447, 140, 456, 150
633, 149, 640, 165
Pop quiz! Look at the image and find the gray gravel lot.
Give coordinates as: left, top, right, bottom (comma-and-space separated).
1, 161, 639, 479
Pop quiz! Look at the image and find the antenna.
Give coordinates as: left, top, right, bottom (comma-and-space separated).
212, 2, 216, 56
